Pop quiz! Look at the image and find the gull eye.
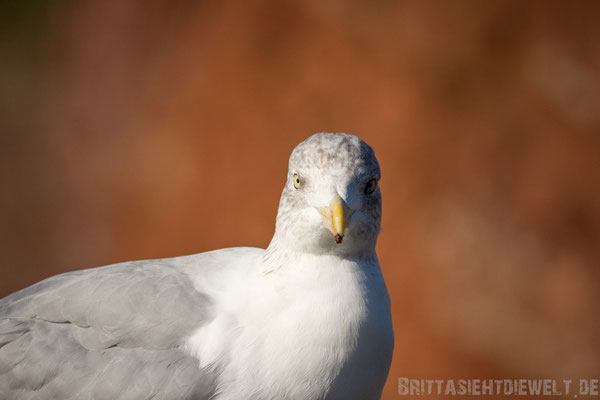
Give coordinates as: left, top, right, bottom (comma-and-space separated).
293, 173, 301, 189
365, 178, 377, 194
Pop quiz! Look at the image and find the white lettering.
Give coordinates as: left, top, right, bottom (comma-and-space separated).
398, 377, 408, 395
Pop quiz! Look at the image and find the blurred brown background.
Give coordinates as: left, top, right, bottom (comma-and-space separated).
1, 1, 599, 398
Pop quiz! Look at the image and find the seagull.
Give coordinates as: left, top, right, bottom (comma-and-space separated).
0, 132, 394, 400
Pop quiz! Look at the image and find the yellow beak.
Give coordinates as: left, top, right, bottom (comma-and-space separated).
318, 195, 347, 244
330, 195, 346, 243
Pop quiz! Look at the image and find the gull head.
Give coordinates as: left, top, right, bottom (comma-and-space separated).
270, 132, 381, 258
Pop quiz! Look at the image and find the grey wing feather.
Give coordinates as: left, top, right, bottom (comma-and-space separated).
0, 255, 219, 400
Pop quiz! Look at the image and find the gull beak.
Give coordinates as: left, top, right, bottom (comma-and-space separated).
318, 195, 349, 244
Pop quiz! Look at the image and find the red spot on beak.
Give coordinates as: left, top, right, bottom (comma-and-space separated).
334, 234, 343, 244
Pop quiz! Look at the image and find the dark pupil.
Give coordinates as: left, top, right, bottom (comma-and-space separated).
295, 178, 299, 183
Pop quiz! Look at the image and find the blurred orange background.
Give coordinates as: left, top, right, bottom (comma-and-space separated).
1, 1, 599, 398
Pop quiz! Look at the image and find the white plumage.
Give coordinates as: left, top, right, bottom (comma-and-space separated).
0, 132, 394, 399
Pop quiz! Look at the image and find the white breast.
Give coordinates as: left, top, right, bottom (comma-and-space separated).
185, 253, 394, 400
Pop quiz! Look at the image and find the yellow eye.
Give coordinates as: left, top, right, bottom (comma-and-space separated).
365, 178, 377, 194
293, 173, 301, 189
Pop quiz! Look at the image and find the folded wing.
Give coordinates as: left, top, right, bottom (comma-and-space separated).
0, 257, 218, 400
